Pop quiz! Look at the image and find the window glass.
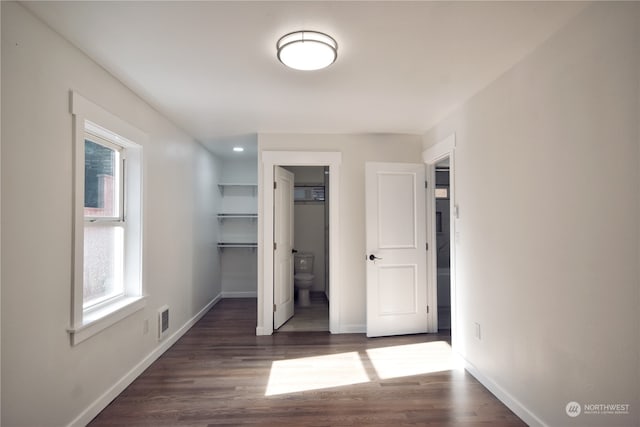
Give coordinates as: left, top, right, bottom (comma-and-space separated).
83, 136, 124, 309
435, 187, 448, 199
85, 139, 119, 218
294, 186, 325, 202
83, 225, 124, 307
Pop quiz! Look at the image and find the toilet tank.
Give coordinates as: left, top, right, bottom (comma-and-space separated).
294, 253, 314, 274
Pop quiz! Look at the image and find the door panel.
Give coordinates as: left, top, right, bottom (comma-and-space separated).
378, 264, 418, 315
366, 162, 427, 337
274, 166, 295, 329
378, 173, 417, 248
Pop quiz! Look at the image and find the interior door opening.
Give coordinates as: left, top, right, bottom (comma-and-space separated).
259, 151, 340, 336
422, 134, 456, 340
274, 166, 330, 332
435, 159, 451, 336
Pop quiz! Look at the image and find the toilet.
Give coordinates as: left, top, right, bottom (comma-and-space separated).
294, 252, 314, 307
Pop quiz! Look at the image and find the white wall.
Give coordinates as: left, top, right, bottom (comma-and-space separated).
258, 134, 423, 332
424, 3, 639, 426
1, 3, 221, 426
286, 166, 325, 184
220, 156, 258, 185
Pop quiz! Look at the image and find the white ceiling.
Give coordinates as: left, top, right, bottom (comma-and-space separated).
25, 1, 587, 156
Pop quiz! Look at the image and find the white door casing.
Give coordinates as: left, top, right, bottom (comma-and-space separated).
423, 133, 456, 337
365, 162, 428, 337
273, 166, 295, 329
258, 151, 341, 336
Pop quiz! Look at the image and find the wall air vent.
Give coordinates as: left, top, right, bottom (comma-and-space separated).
158, 305, 169, 341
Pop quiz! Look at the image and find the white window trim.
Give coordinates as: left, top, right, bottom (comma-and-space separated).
68, 91, 147, 345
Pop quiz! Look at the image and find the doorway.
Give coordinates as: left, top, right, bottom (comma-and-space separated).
276, 166, 330, 332
435, 160, 451, 334
258, 151, 341, 336
423, 134, 456, 343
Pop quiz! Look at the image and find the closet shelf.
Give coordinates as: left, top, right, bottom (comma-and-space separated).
217, 213, 258, 219
218, 183, 257, 195
217, 242, 258, 250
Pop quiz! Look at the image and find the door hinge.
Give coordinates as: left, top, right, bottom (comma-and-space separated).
426, 243, 429, 251
274, 181, 277, 189
427, 305, 429, 314
273, 304, 277, 312
274, 242, 277, 250
425, 180, 428, 188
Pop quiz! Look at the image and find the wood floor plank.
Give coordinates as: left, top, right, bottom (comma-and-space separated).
89, 299, 525, 426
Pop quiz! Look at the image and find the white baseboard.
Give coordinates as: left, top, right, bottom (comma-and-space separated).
221, 291, 257, 298
256, 326, 271, 336
67, 293, 223, 427
462, 356, 546, 427
338, 324, 366, 334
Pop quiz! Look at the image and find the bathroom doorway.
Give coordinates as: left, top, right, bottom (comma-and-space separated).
258, 150, 340, 336
276, 166, 330, 332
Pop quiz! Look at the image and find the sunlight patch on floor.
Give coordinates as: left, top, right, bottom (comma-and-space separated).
366, 340, 461, 379
265, 351, 370, 396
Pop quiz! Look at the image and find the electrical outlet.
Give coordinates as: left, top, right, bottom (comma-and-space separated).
143, 319, 149, 335
474, 322, 481, 340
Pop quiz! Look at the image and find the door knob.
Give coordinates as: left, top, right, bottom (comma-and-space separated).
369, 254, 382, 261
292, 249, 298, 254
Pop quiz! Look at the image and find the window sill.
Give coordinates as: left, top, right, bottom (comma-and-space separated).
68, 296, 146, 345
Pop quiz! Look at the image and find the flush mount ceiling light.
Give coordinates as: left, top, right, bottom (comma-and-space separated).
233, 147, 244, 152
277, 30, 338, 71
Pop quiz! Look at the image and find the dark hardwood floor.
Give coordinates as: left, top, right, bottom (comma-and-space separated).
90, 299, 525, 426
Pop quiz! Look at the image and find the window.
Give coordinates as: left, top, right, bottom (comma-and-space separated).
83, 134, 125, 309
435, 187, 449, 199
294, 185, 325, 202
69, 92, 145, 345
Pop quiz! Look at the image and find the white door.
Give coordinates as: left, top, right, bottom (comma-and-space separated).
273, 166, 295, 329
365, 162, 427, 337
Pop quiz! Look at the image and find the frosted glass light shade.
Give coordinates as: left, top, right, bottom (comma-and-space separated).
277, 31, 337, 71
